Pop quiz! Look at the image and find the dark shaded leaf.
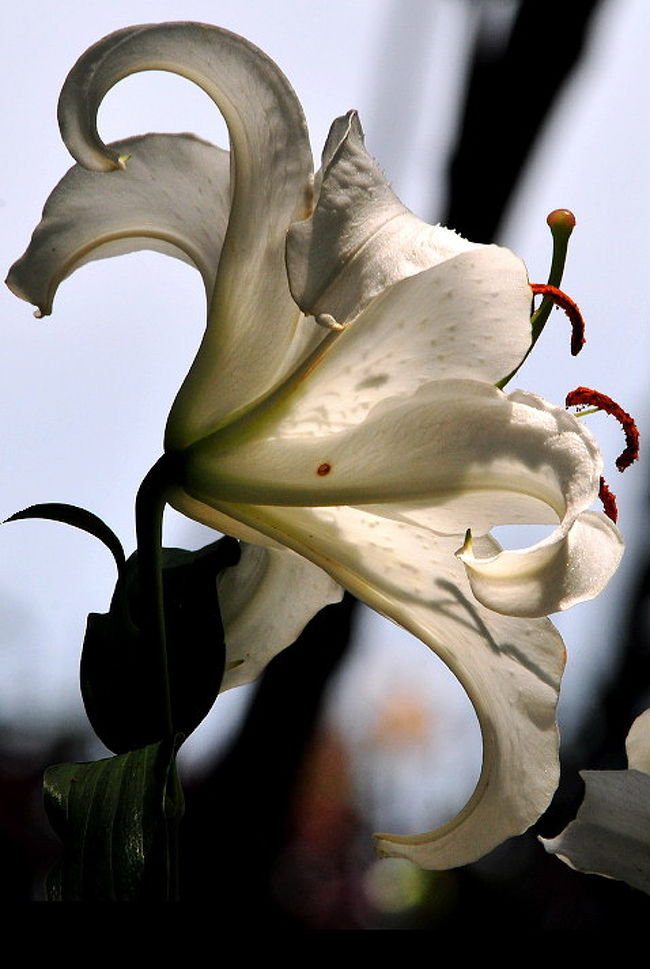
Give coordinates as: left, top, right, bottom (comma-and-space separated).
44, 738, 184, 901
81, 536, 240, 753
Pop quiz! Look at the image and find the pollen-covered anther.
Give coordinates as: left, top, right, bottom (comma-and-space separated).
531, 283, 586, 356
317, 462, 331, 476
566, 386, 640, 472
598, 476, 618, 524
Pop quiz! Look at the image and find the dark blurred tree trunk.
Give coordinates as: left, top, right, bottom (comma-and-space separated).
444, 0, 603, 242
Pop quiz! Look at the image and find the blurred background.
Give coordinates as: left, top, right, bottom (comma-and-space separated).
1, 0, 649, 923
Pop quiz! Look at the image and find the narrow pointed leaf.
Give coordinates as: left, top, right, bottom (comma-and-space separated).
6, 502, 125, 575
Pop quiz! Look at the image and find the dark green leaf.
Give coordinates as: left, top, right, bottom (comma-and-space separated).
44, 738, 184, 901
81, 536, 240, 753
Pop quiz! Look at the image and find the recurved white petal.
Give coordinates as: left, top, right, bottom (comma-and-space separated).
287, 111, 482, 326
456, 388, 624, 617
207, 500, 565, 869
6, 134, 230, 316
218, 544, 343, 691
459, 510, 624, 617
52, 22, 314, 444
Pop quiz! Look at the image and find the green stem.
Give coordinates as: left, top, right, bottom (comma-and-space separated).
134, 453, 180, 900
135, 456, 173, 735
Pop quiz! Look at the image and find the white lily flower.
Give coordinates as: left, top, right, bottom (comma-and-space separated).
6, 23, 625, 869
541, 710, 650, 894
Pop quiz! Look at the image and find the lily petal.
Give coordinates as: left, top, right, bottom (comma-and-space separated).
186, 376, 623, 616
287, 111, 482, 326
541, 711, 650, 895
252, 240, 536, 438
6, 134, 230, 315
208, 501, 565, 868
51, 22, 314, 444
289, 243, 534, 392
185, 380, 600, 515
218, 544, 343, 691
627, 708, 650, 773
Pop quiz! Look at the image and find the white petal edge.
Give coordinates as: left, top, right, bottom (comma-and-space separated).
6, 133, 230, 315
207, 500, 566, 869
218, 544, 343, 691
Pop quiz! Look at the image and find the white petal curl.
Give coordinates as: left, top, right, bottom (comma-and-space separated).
459, 511, 624, 617
52, 22, 315, 444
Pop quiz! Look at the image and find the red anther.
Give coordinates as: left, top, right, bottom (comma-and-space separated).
598, 476, 618, 523
531, 283, 586, 355
566, 386, 640, 472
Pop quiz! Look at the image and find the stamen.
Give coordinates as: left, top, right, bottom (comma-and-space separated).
315, 313, 345, 331
455, 529, 473, 558
566, 386, 640, 471
531, 284, 586, 356
598, 476, 618, 524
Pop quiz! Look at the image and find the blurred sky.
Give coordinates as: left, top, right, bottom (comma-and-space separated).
1, 0, 648, 833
